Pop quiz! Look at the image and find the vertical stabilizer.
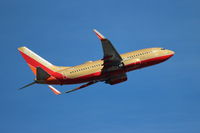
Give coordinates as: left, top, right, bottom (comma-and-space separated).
18, 47, 54, 75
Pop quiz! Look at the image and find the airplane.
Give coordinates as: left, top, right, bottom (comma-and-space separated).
18, 29, 175, 95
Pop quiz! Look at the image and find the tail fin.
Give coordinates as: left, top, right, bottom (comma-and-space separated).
18, 47, 55, 75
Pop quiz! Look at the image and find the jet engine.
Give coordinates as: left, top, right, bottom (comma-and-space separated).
105, 74, 127, 85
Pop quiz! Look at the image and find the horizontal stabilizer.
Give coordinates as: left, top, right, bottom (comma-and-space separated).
48, 81, 97, 95
48, 85, 61, 95
18, 81, 36, 90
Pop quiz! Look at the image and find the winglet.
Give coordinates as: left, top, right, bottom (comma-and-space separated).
93, 29, 106, 40
48, 85, 61, 95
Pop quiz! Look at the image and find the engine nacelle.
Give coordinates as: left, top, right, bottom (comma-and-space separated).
106, 75, 127, 85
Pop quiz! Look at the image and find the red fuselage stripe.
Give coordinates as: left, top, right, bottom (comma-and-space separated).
47, 54, 173, 84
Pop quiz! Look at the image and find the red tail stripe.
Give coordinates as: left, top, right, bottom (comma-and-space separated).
19, 51, 65, 79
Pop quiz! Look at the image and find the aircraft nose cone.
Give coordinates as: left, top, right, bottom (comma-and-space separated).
168, 50, 175, 55
166, 50, 175, 58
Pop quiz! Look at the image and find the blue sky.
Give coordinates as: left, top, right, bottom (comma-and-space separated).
0, 0, 200, 133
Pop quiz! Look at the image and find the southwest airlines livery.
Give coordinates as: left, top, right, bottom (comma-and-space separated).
18, 29, 175, 95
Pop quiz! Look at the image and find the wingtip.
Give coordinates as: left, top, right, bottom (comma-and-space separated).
18, 46, 28, 52
93, 29, 106, 40
48, 85, 61, 95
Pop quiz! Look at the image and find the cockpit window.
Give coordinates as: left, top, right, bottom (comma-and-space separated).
161, 48, 166, 50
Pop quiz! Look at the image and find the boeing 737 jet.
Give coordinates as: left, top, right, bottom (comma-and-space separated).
18, 29, 175, 95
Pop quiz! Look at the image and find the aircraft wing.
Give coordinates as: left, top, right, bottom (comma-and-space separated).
93, 29, 124, 72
